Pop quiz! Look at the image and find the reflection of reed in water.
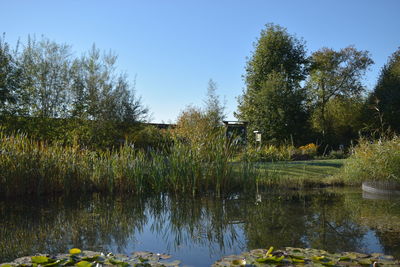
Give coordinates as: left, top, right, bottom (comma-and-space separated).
1, 189, 400, 265
0, 194, 148, 262
148, 195, 244, 256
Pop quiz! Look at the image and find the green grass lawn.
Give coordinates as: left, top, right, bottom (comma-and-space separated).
255, 159, 346, 188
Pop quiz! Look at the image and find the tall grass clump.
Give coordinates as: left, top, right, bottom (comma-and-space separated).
0, 130, 257, 197
339, 135, 400, 185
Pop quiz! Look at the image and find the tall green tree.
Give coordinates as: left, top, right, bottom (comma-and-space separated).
19, 37, 73, 118
306, 46, 373, 142
236, 24, 309, 145
313, 96, 364, 146
0, 36, 22, 114
76, 45, 148, 123
369, 47, 400, 132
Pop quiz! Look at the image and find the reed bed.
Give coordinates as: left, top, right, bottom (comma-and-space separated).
0, 131, 258, 197
338, 135, 400, 185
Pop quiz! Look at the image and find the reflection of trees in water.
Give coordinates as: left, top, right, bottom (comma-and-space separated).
341, 190, 400, 258
0, 194, 148, 262
303, 191, 366, 252
1, 189, 400, 263
242, 193, 309, 249
241, 191, 366, 252
375, 230, 400, 258
148, 195, 244, 256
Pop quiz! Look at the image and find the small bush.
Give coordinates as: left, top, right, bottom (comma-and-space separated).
240, 143, 320, 162
241, 144, 296, 162
339, 136, 400, 185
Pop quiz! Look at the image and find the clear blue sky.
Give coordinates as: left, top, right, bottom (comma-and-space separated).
1, 0, 399, 122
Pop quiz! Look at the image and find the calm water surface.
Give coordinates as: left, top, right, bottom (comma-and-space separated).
1, 188, 399, 266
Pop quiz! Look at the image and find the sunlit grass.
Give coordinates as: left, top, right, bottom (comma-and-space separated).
255, 159, 345, 188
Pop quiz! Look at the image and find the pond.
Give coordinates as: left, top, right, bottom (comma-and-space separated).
1, 188, 399, 266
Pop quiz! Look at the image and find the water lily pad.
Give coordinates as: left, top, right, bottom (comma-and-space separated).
231, 259, 246, 265
31, 256, 50, 264
291, 257, 305, 263
75, 261, 92, 267
81, 256, 100, 262
69, 248, 82, 255
107, 258, 129, 267
358, 258, 373, 265
43, 260, 62, 267
256, 255, 284, 263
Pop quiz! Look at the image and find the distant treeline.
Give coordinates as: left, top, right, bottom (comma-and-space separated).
1, 28, 400, 150
0, 35, 156, 149
236, 24, 400, 149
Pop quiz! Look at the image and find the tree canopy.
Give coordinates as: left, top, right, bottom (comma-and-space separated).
306, 46, 373, 141
236, 24, 309, 145
0, 36, 148, 123
369, 47, 400, 132
0, 35, 21, 113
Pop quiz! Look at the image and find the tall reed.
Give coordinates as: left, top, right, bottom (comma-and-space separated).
0, 131, 257, 197
339, 135, 400, 185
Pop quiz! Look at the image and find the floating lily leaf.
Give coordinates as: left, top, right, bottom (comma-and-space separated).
256, 255, 284, 263
231, 259, 246, 265
291, 257, 305, 263
290, 254, 305, 260
312, 255, 325, 261
138, 257, 148, 263
321, 261, 335, 266
338, 256, 351, 261
107, 258, 129, 267
81, 256, 99, 262
31, 256, 50, 264
69, 249, 82, 255
1, 264, 14, 267
43, 260, 62, 267
358, 258, 373, 265
75, 261, 92, 267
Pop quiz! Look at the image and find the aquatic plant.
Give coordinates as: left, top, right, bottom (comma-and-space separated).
0, 249, 180, 267
0, 131, 256, 197
339, 135, 400, 185
213, 246, 400, 266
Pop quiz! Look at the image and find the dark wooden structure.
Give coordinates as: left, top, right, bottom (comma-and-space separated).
223, 121, 248, 145
146, 123, 176, 129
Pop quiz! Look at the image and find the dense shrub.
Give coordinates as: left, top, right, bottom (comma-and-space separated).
339, 136, 400, 184
240, 144, 293, 162
240, 143, 319, 162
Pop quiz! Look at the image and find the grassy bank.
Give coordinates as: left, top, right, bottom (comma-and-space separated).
255, 159, 345, 188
